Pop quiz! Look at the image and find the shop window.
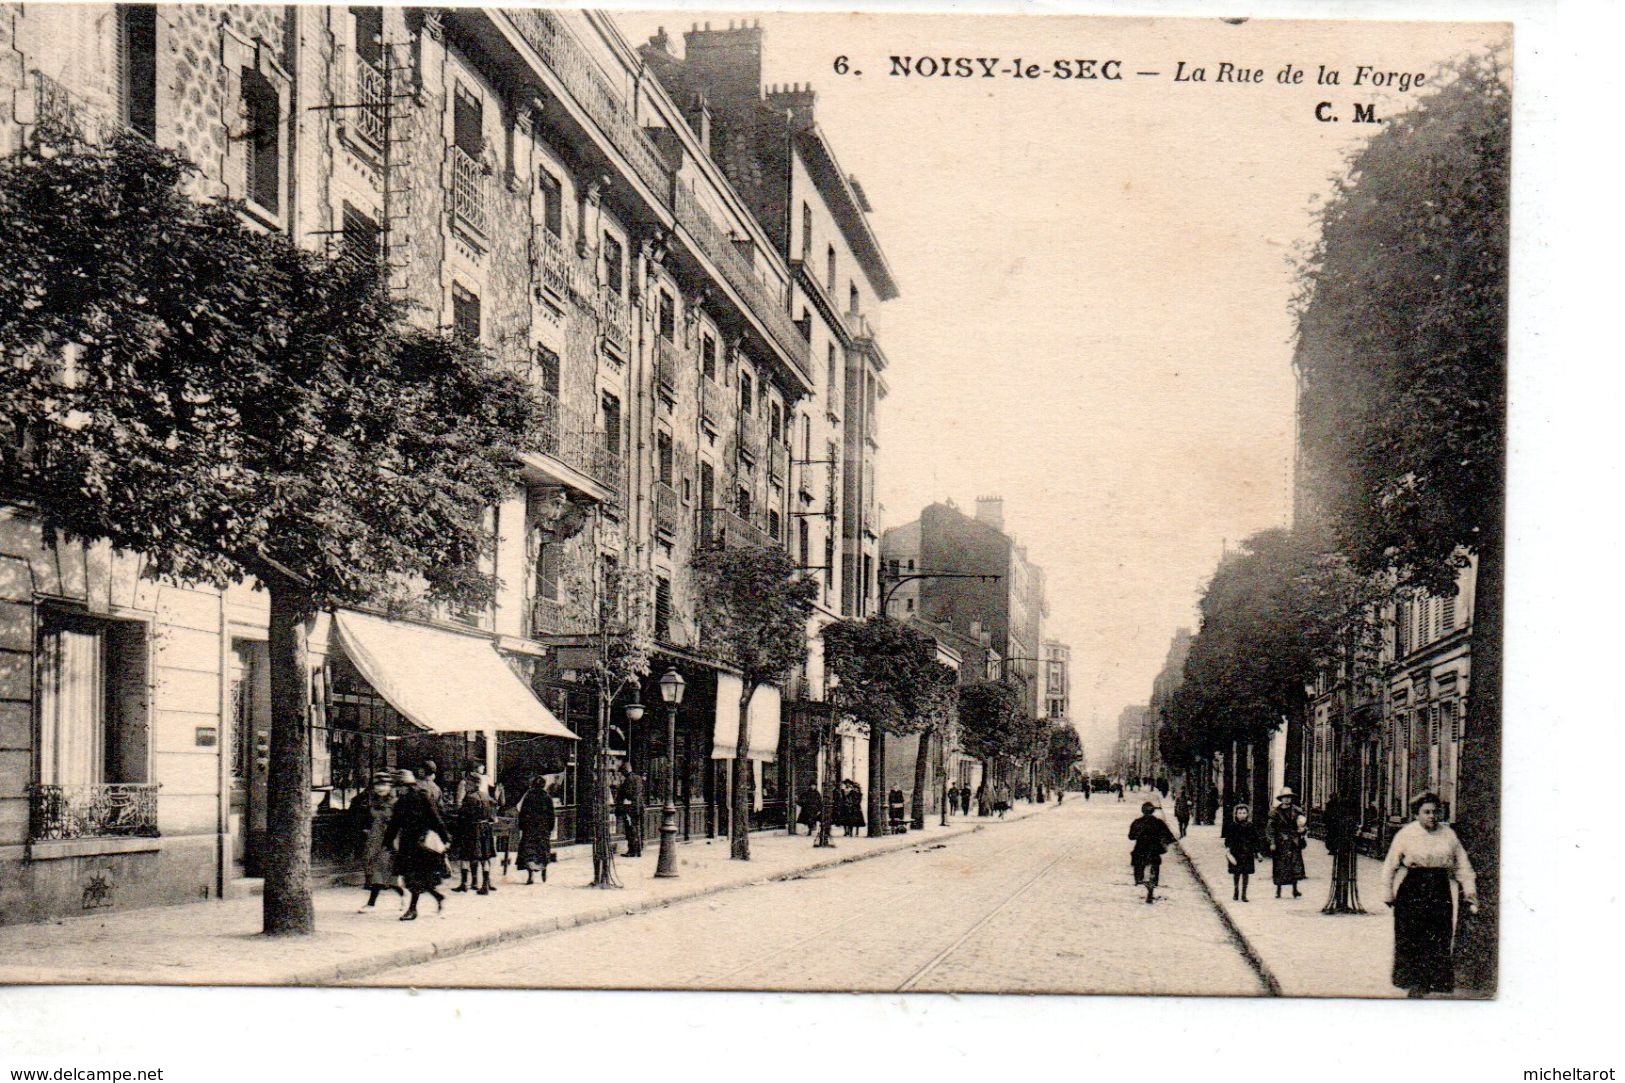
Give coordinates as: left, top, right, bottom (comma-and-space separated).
117, 5, 157, 139
242, 67, 281, 214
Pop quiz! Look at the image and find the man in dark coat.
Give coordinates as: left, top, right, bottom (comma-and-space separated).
383, 769, 450, 921
1174, 792, 1193, 838
1128, 801, 1177, 904
617, 765, 646, 857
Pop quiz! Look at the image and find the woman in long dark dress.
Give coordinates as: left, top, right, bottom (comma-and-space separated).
1221, 804, 1264, 902
796, 785, 823, 836
382, 769, 450, 921
1382, 792, 1477, 997
1266, 789, 1308, 898
837, 780, 865, 836
515, 777, 556, 885
356, 771, 404, 912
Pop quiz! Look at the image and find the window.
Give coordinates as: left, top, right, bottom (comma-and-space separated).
799, 519, 810, 570
849, 282, 859, 314
801, 202, 812, 261
601, 392, 622, 457
740, 372, 754, 415
36, 610, 147, 789
603, 234, 625, 297
657, 431, 674, 486
699, 461, 714, 511
536, 344, 560, 399
737, 487, 752, 519
826, 244, 836, 292
823, 533, 835, 590
451, 284, 481, 341
1441, 595, 1456, 634
906, 598, 914, 613
117, 5, 157, 139
654, 578, 672, 642
768, 509, 781, 540
242, 67, 281, 214
341, 203, 380, 269
453, 84, 483, 157
770, 402, 783, 443
827, 344, 839, 404
353, 7, 383, 67
536, 542, 562, 602
701, 334, 717, 380
538, 171, 563, 237
658, 291, 675, 342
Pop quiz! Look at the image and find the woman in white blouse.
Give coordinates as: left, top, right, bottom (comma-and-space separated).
1381, 792, 1478, 997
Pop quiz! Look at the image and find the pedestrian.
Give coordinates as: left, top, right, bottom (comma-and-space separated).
1115, 781, 1125, 803
837, 779, 865, 837
356, 770, 404, 912
1128, 800, 1176, 904
1222, 804, 1264, 902
1056, 785, 1064, 805
993, 781, 1011, 818
617, 764, 645, 857
514, 774, 555, 885
796, 783, 823, 836
887, 786, 906, 834
383, 768, 450, 921
1158, 777, 1170, 799
1082, 779, 1091, 801
1382, 792, 1477, 997
1267, 788, 1308, 899
452, 761, 498, 894
1174, 791, 1192, 838
417, 759, 442, 806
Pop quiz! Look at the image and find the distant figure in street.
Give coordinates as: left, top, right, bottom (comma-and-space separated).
1129, 801, 1176, 904
796, 784, 823, 836
1056, 786, 1064, 805
356, 770, 404, 912
992, 782, 1012, 818
1115, 781, 1125, 802
1267, 788, 1308, 899
1158, 777, 1170, 798
384, 769, 449, 921
452, 761, 498, 894
887, 786, 906, 833
975, 782, 990, 817
514, 774, 556, 885
617, 765, 645, 858
1222, 804, 1264, 902
1174, 792, 1192, 838
837, 779, 866, 836
1383, 792, 1477, 997
417, 760, 442, 806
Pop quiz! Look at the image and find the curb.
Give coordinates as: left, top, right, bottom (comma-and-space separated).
289, 818, 1002, 986
1170, 838, 1283, 997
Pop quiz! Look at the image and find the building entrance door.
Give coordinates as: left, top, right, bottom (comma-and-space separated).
229, 640, 271, 878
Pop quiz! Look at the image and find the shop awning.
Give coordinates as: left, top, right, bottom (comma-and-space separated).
711, 675, 782, 761
333, 610, 577, 740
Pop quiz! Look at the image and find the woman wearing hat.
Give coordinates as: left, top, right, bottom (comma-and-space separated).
383, 768, 451, 921
1266, 788, 1308, 898
357, 770, 404, 912
514, 774, 556, 885
1382, 792, 1477, 997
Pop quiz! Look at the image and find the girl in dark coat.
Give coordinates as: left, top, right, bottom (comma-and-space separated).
515, 777, 556, 885
383, 770, 450, 921
1222, 804, 1264, 902
796, 785, 823, 835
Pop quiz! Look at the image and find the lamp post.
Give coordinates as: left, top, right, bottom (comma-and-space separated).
655, 668, 685, 878
623, 701, 645, 857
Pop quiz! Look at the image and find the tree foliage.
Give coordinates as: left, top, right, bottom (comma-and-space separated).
821, 617, 946, 738
1293, 53, 1508, 597
1045, 722, 1085, 784
956, 681, 1025, 766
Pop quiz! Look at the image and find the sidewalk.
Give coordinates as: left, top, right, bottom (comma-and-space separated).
1175, 820, 1400, 998
0, 801, 1055, 987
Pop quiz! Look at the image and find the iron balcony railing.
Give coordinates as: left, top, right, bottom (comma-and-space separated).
451, 144, 488, 237
653, 480, 680, 536
654, 337, 682, 397
769, 441, 789, 484
674, 180, 811, 376
532, 389, 624, 501
600, 287, 630, 354
29, 782, 160, 841
502, 10, 674, 201
535, 226, 580, 302
736, 409, 764, 461
355, 58, 388, 148
700, 507, 774, 551
530, 596, 593, 638
700, 374, 725, 428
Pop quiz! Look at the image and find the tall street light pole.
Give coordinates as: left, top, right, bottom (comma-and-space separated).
655, 667, 685, 878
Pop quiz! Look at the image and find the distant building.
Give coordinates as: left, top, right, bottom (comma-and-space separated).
1043, 639, 1072, 721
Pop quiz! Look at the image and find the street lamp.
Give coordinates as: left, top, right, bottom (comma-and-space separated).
654, 668, 685, 878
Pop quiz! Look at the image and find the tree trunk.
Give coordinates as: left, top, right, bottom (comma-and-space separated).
1252, 734, 1270, 822
1455, 528, 1502, 995
730, 684, 753, 860
816, 718, 838, 848
262, 583, 314, 936
911, 728, 931, 830
589, 693, 620, 887
1222, 741, 1236, 815
867, 725, 885, 837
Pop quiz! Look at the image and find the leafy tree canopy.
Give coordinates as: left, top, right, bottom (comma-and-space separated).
956, 680, 1025, 764
690, 544, 817, 686
0, 133, 543, 610
821, 616, 949, 736
1294, 53, 1509, 596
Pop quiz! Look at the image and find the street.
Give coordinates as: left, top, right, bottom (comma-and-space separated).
362, 800, 1266, 995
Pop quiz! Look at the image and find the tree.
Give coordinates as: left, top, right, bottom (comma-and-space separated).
956, 681, 1025, 791
1293, 53, 1508, 990
1046, 723, 1085, 791
821, 616, 945, 837
909, 664, 958, 829
0, 133, 544, 935
691, 544, 817, 860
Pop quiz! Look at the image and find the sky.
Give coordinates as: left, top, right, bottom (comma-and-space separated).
617, 10, 1508, 761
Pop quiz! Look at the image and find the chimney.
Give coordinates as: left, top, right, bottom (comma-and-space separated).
685, 92, 712, 152
764, 81, 818, 128
681, 19, 765, 107
974, 496, 1005, 532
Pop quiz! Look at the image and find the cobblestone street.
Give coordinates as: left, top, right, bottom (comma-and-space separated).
364, 800, 1266, 995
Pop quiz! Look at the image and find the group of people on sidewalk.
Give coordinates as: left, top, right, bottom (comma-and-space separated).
352, 761, 561, 921
1144, 783, 1479, 997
